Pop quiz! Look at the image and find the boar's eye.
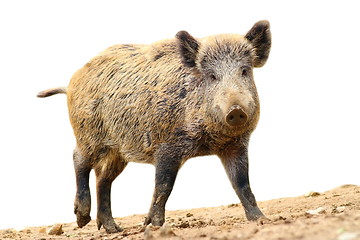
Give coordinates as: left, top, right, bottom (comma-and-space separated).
241, 68, 248, 77
210, 73, 217, 81
241, 67, 250, 77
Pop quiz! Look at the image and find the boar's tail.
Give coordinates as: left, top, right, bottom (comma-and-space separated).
37, 87, 67, 98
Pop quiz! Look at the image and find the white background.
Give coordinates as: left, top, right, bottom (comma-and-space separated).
0, 0, 359, 230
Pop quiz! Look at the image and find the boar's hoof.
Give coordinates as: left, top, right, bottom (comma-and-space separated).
74, 197, 91, 228
226, 106, 248, 126
245, 208, 265, 221
96, 218, 123, 233
76, 214, 91, 228
144, 215, 165, 227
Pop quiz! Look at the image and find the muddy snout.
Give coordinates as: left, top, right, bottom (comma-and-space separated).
226, 105, 248, 127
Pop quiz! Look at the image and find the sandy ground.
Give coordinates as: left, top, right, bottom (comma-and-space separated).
1, 185, 360, 240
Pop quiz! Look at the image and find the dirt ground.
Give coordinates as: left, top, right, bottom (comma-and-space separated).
2, 185, 360, 240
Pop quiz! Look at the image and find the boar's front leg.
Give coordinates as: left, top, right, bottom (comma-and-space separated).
219, 143, 265, 221
144, 144, 183, 226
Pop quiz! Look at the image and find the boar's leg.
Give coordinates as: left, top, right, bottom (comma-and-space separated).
144, 144, 183, 226
73, 148, 92, 228
94, 156, 127, 233
219, 145, 265, 221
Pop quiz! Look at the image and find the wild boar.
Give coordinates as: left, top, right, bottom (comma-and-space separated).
37, 20, 271, 233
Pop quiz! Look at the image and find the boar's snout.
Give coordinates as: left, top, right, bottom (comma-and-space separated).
226, 105, 248, 127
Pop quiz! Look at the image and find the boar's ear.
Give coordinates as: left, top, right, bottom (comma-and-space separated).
245, 20, 271, 68
176, 31, 199, 68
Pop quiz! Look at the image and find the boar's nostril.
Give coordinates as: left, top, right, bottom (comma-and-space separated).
226, 106, 248, 127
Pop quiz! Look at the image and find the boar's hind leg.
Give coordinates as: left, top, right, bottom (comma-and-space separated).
220, 146, 265, 221
73, 148, 92, 228
94, 154, 127, 233
144, 144, 183, 226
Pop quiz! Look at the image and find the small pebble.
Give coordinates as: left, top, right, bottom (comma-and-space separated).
47, 224, 63, 235
333, 206, 346, 213
305, 191, 321, 197
306, 207, 326, 216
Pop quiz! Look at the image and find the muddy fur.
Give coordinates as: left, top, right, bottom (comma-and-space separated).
38, 20, 271, 233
